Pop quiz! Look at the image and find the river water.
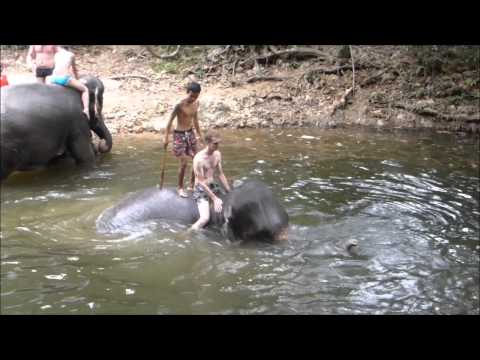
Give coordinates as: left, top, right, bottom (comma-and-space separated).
1, 128, 479, 314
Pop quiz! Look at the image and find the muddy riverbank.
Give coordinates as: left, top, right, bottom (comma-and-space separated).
2, 45, 479, 134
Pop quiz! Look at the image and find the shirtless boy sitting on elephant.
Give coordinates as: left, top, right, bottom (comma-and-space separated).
164, 82, 204, 197
46, 47, 90, 119
190, 131, 231, 231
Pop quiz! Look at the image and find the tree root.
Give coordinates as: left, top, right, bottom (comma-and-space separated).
107, 75, 150, 82
330, 87, 354, 116
303, 65, 352, 77
361, 67, 391, 87
300, 62, 372, 85
145, 45, 181, 59
241, 47, 330, 68
245, 76, 288, 83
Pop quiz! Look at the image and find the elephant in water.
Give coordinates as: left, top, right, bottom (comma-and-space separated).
97, 180, 289, 243
0, 75, 112, 181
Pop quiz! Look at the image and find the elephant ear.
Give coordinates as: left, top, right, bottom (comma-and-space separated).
219, 203, 231, 236
221, 205, 237, 241
80, 76, 104, 125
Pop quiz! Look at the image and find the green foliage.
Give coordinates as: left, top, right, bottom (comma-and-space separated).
410, 45, 479, 76
410, 46, 443, 76
452, 46, 480, 68
153, 61, 181, 74
368, 91, 389, 104
464, 77, 479, 89
289, 62, 301, 69
152, 57, 200, 75
338, 45, 351, 59
149, 46, 207, 75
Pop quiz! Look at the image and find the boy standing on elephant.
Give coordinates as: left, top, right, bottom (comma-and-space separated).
164, 82, 204, 197
190, 131, 231, 231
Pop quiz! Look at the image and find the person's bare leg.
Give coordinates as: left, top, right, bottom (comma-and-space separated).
187, 150, 196, 191
178, 156, 188, 197
67, 78, 90, 119
187, 166, 195, 191
190, 199, 210, 231
80, 91, 89, 118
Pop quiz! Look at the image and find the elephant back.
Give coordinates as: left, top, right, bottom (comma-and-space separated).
3, 83, 84, 121
96, 187, 200, 233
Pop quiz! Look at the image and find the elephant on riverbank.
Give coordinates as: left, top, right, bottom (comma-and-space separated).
0, 75, 112, 181
97, 180, 289, 243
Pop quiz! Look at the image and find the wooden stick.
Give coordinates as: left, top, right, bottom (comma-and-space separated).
159, 146, 168, 189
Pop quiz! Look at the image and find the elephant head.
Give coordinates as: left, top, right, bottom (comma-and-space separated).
80, 75, 112, 153
221, 180, 289, 242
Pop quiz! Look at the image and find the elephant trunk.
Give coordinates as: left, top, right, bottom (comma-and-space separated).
92, 117, 112, 153
81, 75, 111, 153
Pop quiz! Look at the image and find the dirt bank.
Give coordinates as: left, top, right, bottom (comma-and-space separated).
2, 45, 479, 135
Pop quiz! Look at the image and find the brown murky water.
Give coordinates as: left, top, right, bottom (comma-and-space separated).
1, 128, 479, 314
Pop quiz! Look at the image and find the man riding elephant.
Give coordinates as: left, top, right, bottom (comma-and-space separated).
96, 179, 289, 243
0, 75, 112, 181
190, 131, 231, 231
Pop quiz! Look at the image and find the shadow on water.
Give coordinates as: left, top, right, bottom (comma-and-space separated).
1, 128, 479, 314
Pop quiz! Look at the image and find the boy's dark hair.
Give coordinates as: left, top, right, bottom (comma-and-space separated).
187, 81, 201, 93
205, 131, 221, 144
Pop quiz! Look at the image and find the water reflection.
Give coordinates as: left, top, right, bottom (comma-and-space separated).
1, 129, 479, 314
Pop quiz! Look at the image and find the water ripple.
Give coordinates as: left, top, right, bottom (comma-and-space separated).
1, 129, 478, 314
